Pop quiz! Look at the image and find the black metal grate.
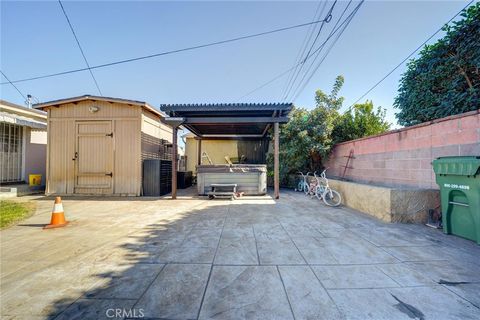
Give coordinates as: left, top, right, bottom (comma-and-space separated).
142, 159, 172, 196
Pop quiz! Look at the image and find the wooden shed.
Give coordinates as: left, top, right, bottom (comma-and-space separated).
34, 95, 172, 196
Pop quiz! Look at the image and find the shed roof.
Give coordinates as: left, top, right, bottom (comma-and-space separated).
160, 102, 293, 137
33, 95, 166, 118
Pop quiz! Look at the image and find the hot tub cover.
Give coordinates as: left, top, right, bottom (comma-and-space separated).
197, 164, 266, 173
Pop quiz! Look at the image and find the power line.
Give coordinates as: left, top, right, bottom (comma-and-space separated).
239, 4, 359, 101
239, 1, 363, 101
282, 1, 327, 101
0, 70, 27, 101
282, 1, 337, 101
301, 0, 338, 64
287, 0, 353, 102
346, 0, 475, 110
290, 0, 357, 102
1, 17, 344, 85
238, 66, 300, 101
292, 13, 354, 102
281, 1, 327, 99
58, 0, 102, 95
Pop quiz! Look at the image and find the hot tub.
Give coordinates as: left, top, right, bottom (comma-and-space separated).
197, 164, 267, 196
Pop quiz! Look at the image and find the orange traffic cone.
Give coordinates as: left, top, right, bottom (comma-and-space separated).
44, 197, 68, 229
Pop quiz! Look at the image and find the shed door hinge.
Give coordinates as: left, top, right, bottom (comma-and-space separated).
106, 132, 113, 137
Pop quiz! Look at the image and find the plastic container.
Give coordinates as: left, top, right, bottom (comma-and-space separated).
29, 174, 42, 186
432, 156, 480, 244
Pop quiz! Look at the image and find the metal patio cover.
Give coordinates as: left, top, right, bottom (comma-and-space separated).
160, 103, 293, 137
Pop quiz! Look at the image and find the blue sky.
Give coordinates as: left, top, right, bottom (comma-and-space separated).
0, 0, 473, 126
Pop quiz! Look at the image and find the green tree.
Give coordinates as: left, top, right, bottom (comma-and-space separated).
269, 76, 344, 184
394, 3, 480, 126
332, 101, 390, 143
269, 76, 392, 185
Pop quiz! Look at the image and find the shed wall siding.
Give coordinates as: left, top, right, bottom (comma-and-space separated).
142, 110, 172, 141
141, 111, 172, 160
46, 101, 142, 195
46, 119, 75, 194
115, 119, 141, 195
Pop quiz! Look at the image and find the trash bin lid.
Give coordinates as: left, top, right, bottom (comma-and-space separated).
432, 156, 480, 176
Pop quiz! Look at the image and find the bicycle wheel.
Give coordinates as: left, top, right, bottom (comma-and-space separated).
297, 181, 304, 192
315, 185, 325, 200
323, 189, 342, 207
304, 183, 310, 195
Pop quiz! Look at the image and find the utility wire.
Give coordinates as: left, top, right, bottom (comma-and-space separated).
282, 1, 328, 100
346, 0, 475, 110
0, 70, 27, 101
1, 17, 344, 85
58, 0, 102, 95
282, 0, 337, 101
292, 10, 355, 102
301, 0, 338, 64
289, 0, 356, 102
288, 0, 353, 102
239, 1, 363, 101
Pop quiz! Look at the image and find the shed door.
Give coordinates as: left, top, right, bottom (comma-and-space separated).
75, 121, 113, 193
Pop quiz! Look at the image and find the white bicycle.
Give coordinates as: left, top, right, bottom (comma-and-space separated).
296, 171, 311, 193
314, 170, 342, 207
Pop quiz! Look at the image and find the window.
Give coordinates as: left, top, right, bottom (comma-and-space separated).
0, 122, 24, 183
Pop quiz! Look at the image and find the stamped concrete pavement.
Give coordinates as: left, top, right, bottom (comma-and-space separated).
1, 189, 479, 319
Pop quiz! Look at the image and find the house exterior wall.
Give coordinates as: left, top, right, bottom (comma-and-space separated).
324, 110, 480, 189
185, 137, 238, 173
24, 127, 47, 185
45, 100, 142, 195
1, 100, 47, 184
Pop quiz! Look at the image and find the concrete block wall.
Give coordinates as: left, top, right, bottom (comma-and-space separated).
325, 110, 480, 189
328, 179, 439, 223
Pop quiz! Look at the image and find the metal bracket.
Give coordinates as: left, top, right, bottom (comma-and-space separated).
105, 172, 113, 177
106, 132, 113, 137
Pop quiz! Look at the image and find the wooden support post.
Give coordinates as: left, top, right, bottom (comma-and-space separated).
197, 139, 202, 166
172, 127, 178, 200
274, 122, 280, 199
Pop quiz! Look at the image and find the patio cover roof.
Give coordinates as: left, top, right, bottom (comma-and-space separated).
160, 103, 293, 138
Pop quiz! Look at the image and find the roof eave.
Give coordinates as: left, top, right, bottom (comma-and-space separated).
33, 95, 165, 118
0, 100, 47, 119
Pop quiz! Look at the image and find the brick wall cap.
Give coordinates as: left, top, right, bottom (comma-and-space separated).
334, 109, 479, 146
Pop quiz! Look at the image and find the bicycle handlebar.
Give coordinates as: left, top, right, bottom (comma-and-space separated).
298, 171, 311, 178
320, 168, 328, 178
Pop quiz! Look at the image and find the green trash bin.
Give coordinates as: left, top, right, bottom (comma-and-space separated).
432, 156, 480, 244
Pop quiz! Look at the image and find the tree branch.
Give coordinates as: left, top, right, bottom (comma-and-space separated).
449, 52, 474, 89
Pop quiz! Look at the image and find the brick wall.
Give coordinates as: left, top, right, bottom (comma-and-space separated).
325, 110, 480, 189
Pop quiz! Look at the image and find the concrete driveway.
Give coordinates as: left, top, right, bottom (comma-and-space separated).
1, 189, 479, 320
